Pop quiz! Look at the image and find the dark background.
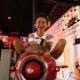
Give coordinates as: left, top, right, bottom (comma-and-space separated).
0, 0, 80, 36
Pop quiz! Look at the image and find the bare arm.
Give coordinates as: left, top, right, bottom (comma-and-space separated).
50, 39, 66, 59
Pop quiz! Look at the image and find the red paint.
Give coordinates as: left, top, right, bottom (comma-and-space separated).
8, 36, 20, 44
15, 52, 58, 80
24, 61, 41, 79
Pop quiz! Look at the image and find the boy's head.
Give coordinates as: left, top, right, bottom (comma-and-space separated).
34, 13, 48, 31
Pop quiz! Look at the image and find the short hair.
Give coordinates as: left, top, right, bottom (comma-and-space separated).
34, 13, 48, 23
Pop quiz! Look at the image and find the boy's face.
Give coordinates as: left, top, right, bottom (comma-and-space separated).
35, 17, 48, 31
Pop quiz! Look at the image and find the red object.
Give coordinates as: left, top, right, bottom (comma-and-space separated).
8, 36, 20, 44
9, 32, 19, 34
58, 65, 68, 68
10, 66, 15, 71
15, 52, 58, 80
24, 61, 41, 79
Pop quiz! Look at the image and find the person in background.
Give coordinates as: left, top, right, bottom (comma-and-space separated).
0, 38, 4, 60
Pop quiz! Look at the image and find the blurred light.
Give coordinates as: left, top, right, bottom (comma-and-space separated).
55, 67, 60, 72
8, 16, 11, 20
9, 32, 19, 34
79, 60, 80, 66
0, 31, 3, 34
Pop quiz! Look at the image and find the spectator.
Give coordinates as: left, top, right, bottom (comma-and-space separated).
0, 39, 4, 60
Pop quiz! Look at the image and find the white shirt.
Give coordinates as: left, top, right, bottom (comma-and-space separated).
28, 31, 53, 44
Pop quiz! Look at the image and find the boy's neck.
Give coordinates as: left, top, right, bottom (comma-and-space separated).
37, 30, 45, 37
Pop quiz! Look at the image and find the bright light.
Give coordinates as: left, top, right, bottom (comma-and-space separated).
8, 16, 11, 20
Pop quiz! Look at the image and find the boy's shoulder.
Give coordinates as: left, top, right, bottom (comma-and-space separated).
46, 34, 53, 39
28, 33, 34, 38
